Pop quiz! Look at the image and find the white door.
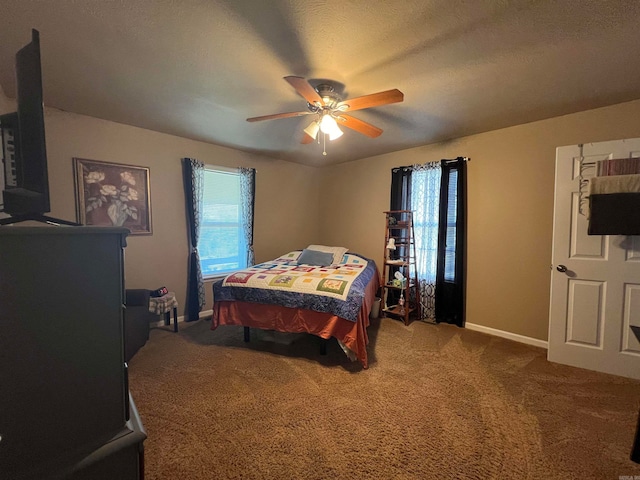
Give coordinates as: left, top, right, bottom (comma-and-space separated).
549, 138, 640, 379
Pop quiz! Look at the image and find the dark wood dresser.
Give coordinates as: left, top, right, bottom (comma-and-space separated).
0, 226, 145, 479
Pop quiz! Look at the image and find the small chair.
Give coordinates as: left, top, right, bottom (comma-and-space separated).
124, 289, 156, 362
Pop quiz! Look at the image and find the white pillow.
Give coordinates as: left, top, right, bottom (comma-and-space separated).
306, 244, 348, 265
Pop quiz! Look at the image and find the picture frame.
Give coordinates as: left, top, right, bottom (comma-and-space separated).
73, 157, 152, 235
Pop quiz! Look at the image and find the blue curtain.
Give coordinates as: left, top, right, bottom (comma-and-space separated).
182, 158, 205, 321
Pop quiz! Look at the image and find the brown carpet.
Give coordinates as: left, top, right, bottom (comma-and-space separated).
129, 317, 640, 479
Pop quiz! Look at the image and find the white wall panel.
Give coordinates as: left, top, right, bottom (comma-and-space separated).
566, 280, 604, 347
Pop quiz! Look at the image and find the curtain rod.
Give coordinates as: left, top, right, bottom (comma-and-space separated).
392, 156, 470, 172
442, 156, 470, 164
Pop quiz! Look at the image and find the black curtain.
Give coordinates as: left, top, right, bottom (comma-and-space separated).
390, 166, 413, 263
435, 157, 467, 326
390, 166, 412, 211
389, 166, 416, 311
182, 158, 205, 322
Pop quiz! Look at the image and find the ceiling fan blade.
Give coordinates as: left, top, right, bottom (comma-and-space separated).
337, 89, 403, 112
338, 114, 383, 138
301, 133, 315, 144
246, 111, 312, 122
284, 76, 324, 106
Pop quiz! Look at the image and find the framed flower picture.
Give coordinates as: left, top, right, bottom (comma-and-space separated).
73, 158, 152, 235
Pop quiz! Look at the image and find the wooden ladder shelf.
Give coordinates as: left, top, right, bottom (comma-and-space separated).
381, 210, 420, 325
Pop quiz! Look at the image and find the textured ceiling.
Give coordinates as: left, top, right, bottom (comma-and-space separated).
1, 0, 640, 166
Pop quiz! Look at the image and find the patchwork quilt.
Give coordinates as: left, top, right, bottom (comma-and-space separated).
212, 251, 376, 322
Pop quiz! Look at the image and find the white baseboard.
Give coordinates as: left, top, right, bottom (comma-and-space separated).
465, 322, 548, 349
150, 309, 213, 328
150, 310, 547, 349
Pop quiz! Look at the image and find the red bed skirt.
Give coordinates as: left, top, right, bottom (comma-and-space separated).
211, 273, 379, 368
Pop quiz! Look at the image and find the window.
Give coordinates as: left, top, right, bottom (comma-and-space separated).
199, 168, 248, 277
443, 169, 458, 281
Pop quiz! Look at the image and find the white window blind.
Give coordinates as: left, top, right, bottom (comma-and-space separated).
443, 170, 458, 281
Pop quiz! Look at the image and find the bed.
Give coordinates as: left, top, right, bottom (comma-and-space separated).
211, 246, 380, 368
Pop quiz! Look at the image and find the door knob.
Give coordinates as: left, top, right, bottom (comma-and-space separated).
556, 265, 567, 273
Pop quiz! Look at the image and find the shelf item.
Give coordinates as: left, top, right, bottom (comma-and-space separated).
385, 259, 405, 265
385, 282, 415, 289
381, 210, 420, 325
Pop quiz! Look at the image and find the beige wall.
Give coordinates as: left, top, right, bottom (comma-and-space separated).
4, 78, 640, 341
319, 99, 640, 341
0, 88, 322, 313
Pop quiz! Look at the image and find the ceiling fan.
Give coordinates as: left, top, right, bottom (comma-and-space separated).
246, 76, 404, 149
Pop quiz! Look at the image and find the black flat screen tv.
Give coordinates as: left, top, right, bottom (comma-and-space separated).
0, 29, 76, 226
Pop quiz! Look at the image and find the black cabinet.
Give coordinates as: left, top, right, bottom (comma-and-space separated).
0, 227, 145, 479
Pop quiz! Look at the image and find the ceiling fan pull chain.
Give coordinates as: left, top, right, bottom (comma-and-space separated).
323, 133, 327, 156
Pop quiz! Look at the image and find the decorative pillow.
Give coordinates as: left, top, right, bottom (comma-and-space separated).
306, 244, 349, 265
297, 249, 335, 266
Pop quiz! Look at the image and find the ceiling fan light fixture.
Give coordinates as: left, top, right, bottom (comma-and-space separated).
319, 114, 337, 133
328, 126, 343, 141
320, 114, 343, 140
303, 120, 320, 139
247, 77, 403, 154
